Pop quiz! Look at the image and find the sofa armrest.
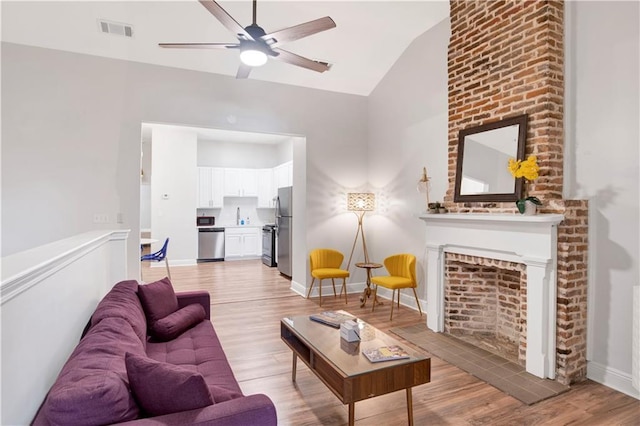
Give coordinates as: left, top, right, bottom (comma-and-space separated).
116, 394, 277, 426
176, 291, 210, 320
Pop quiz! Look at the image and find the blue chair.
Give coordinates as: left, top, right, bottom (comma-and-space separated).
141, 238, 171, 281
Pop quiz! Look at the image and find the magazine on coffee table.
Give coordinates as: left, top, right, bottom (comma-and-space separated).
362, 345, 410, 363
309, 310, 356, 328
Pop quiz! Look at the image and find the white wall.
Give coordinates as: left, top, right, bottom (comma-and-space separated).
366, 19, 450, 293
1, 42, 368, 284
0, 230, 129, 425
197, 139, 280, 168
276, 139, 294, 165
150, 125, 198, 266
140, 183, 151, 230
565, 1, 640, 398
1, 46, 130, 257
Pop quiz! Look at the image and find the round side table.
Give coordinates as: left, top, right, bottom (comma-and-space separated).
355, 262, 383, 307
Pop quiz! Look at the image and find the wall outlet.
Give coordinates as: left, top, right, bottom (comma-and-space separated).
116, 212, 124, 224
93, 213, 109, 224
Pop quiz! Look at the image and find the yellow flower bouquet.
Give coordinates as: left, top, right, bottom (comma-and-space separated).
508, 155, 541, 214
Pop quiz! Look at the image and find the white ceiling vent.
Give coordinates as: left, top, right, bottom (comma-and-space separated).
98, 19, 133, 38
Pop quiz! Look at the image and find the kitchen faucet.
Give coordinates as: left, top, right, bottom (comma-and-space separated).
236, 207, 240, 225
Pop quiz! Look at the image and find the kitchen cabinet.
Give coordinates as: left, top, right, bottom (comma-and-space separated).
257, 168, 274, 208
273, 161, 293, 191
224, 168, 258, 197
197, 167, 224, 208
225, 227, 261, 259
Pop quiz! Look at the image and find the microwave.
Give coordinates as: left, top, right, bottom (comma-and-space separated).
197, 216, 215, 227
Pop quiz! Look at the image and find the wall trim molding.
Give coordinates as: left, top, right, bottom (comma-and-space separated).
1, 230, 130, 305
587, 361, 640, 400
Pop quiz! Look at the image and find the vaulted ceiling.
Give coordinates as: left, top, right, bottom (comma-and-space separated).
2, 1, 449, 96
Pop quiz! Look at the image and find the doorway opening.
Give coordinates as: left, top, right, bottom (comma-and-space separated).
139, 122, 306, 282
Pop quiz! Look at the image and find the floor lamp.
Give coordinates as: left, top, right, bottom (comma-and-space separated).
346, 192, 375, 270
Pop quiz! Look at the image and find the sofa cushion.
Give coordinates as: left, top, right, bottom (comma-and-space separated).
125, 352, 214, 416
146, 320, 243, 403
150, 303, 206, 341
43, 317, 145, 426
91, 279, 147, 345
138, 277, 179, 325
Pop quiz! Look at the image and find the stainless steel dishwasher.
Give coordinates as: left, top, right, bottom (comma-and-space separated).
198, 227, 225, 261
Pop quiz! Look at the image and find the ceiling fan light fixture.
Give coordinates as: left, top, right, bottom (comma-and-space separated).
240, 48, 268, 67
161, 0, 336, 77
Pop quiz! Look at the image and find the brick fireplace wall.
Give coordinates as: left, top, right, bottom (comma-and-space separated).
445, 0, 588, 384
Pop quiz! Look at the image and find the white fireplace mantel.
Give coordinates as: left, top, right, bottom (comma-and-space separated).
419, 213, 564, 379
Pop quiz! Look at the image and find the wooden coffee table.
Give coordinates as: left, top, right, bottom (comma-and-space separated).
281, 313, 430, 425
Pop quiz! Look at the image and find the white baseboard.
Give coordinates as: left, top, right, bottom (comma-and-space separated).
296, 282, 425, 315
587, 361, 640, 400
299, 281, 364, 300
290, 279, 305, 297
149, 259, 197, 267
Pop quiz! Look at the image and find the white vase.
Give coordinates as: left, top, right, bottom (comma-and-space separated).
524, 200, 538, 216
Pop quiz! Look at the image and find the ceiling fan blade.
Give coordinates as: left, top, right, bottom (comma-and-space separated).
198, 0, 253, 40
262, 17, 336, 48
159, 42, 239, 49
236, 64, 252, 79
271, 48, 331, 73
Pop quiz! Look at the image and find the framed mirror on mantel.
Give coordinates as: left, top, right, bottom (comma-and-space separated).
454, 114, 528, 203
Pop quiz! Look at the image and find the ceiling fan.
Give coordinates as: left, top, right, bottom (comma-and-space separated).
159, 0, 336, 79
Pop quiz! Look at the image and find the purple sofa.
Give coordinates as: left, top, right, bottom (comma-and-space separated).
32, 279, 277, 426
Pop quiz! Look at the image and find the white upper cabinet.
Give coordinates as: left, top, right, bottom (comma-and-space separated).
274, 161, 293, 191
197, 167, 224, 208
224, 168, 258, 197
257, 169, 274, 208
198, 163, 290, 208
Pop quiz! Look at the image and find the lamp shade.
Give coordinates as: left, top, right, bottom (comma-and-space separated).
347, 193, 375, 212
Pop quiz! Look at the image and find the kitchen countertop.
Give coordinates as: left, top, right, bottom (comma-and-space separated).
198, 225, 264, 229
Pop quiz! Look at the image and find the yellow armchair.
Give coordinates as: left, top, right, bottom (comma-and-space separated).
371, 253, 423, 320
308, 248, 350, 306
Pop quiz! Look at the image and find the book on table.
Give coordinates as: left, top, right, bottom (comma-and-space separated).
362, 345, 410, 363
309, 310, 356, 328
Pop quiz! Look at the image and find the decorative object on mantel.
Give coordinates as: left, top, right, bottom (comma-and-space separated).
346, 192, 375, 270
427, 202, 447, 214
516, 196, 542, 215
508, 155, 541, 215
416, 166, 431, 212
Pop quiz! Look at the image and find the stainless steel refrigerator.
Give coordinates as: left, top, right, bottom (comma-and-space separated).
276, 186, 293, 277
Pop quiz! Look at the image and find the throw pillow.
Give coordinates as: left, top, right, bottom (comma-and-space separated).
125, 352, 214, 416
150, 303, 206, 341
137, 277, 178, 324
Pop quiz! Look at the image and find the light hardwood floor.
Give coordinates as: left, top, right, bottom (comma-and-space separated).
142, 260, 640, 425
